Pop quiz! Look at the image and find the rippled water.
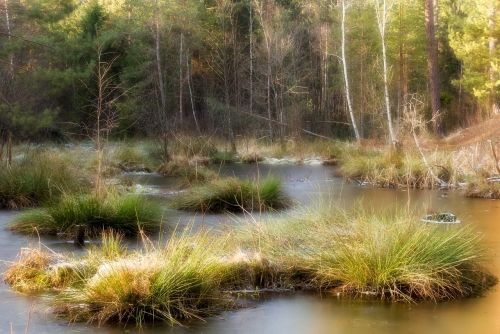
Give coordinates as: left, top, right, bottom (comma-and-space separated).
1, 164, 499, 334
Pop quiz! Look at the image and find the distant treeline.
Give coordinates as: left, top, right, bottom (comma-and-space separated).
0, 0, 498, 142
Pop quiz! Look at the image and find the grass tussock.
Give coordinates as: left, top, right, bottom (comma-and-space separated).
235, 138, 344, 160
239, 152, 264, 164
9, 193, 162, 235
4, 247, 53, 294
339, 146, 458, 188
158, 159, 218, 186
465, 177, 500, 199
0, 151, 88, 209
7, 231, 237, 325
171, 176, 290, 212
4, 206, 495, 326
240, 204, 494, 301
112, 142, 158, 172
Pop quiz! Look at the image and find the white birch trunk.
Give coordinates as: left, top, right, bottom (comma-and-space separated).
488, 2, 498, 115
341, 0, 361, 141
154, 0, 169, 161
249, 0, 253, 114
179, 32, 184, 124
3, 0, 14, 77
376, 0, 396, 144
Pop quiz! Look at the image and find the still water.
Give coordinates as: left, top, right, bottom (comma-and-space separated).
1, 164, 499, 334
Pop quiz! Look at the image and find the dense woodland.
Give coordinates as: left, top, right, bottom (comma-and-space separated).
0, 0, 498, 146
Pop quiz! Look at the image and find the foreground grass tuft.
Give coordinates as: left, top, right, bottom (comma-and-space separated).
4, 205, 495, 326
0, 151, 87, 209
10, 193, 162, 235
171, 177, 290, 212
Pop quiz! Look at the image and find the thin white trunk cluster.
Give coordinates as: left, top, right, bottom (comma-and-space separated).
3, 0, 14, 77
249, 0, 254, 114
340, 0, 361, 142
488, 2, 498, 115
154, 0, 170, 162
375, 0, 397, 144
179, 32, 184, 124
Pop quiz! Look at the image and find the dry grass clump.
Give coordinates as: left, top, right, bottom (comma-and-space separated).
239, 152, 264, 164
339, 147, 459, 188
4, 247, 54, 294
465, 178, 500, 199
6, 231, 239, 326
111, 142, 158, 172
235, 137, 344, 160
158, 159, 218, 186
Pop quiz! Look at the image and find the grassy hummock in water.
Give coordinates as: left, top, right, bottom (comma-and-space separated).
171, 176, 290, 212
0, 151, 87, 209
9, 193, 162, 236
4, 205, 495, 326
158, 159, 218, 186
339, 147, 457, 188
465, 178, 500, 199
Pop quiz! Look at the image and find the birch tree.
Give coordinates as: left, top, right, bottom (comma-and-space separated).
340, 0, 361, 142
153, 0, 170, 162
255, 0, 274, 140
3, 0, 13, 78
424, 0, 442, 134
375, 0, 397, 144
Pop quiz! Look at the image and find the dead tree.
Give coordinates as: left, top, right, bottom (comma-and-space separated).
92, 46, 120, 198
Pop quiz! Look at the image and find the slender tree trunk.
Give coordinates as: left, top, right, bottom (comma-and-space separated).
222, 10, 236, 151
488, 2, 498, 115
154, 0, 169, 162
266, 41, 273, 140
323, 29, 328, 115
179, 32, 184, 125
95, 51, 104, 199
424, 0, 441, 134
3, 0, 14, 78
249, 0, 253, 114
341, 0, 361, 142
397, 1, 408, 121
186, 51, 200, 133
376, 0, 396, 144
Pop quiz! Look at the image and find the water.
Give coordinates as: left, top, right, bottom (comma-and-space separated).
1, 164, 499, 334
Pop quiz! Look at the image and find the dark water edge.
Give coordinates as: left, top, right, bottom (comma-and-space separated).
1, 163, 499, 334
